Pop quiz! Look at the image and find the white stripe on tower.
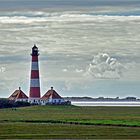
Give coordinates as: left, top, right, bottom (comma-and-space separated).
31, 62, 39, 70
29, 45, 41, 99
30, 79, 40, 87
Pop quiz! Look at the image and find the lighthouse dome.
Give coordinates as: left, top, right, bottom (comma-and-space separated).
32, 44, 39, 56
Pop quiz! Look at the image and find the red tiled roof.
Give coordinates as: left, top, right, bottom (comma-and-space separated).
9, 88, 28, 100
41, 88, 63, 100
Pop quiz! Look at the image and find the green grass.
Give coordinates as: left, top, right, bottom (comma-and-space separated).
0, 105, 140, 139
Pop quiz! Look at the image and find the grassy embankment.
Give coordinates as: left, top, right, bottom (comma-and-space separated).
0, 105, 140, 139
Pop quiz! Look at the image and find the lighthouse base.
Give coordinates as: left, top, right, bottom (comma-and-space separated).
28, 98, 41, 105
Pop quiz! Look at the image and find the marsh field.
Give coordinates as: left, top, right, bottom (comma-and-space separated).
0, 105, 140, 139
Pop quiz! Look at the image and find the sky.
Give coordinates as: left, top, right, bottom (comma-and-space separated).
0, 0, 140, 98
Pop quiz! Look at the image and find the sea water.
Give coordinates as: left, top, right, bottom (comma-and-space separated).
72, 101, 140, 106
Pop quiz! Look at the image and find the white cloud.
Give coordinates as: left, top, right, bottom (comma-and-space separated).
75, 69, 84, 73
62, 69, 68, 72
85, 53, 125, 79
0, 12, 140, 24
0, 66, 6, 73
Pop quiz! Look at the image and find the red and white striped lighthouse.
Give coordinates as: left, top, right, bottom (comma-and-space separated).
29, 45, 41, 103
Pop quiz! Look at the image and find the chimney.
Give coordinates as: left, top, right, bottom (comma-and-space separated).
19, 87, 21, 90
51, 87, 53, 90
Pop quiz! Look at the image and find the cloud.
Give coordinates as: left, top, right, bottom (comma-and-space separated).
0, 66, 6, 73
62, 69, 68, 72
0, 11, 140, 24
75, 69, 84, 73
85, 53, 125, 79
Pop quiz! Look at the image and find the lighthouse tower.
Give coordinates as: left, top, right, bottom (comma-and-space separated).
29, 45, 41, 104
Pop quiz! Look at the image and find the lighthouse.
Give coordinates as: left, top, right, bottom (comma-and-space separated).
8, 45, 69, 105
29, 45, 41, 104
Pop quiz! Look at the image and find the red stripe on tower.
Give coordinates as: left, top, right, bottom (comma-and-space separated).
29, 45, 41, 101
32, 56, 38, 62
30, 87, 40, 98
31, 70, 39, 79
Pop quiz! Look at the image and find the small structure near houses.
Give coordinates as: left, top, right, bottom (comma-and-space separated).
8, 87, 28, 102
41, 87, 65, 105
